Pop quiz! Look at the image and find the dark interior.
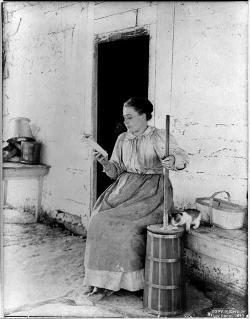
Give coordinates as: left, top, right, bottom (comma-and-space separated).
97, 34, 150, 197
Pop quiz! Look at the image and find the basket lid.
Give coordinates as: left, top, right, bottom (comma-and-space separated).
196, 197, 245, 213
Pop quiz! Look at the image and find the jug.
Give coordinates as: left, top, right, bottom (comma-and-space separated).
6, 117, 34, 143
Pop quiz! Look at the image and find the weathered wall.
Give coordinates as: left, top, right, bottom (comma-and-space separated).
3, 1, 94, 229
168, 2, 248, 208
3, 2, 248, 229
168, 1, 248, 208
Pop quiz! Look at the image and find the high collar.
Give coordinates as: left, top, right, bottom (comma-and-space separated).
125, 126, 155, 140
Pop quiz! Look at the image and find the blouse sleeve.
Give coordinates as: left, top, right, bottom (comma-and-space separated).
153, 129, 190, 170
102, 133, 126, 179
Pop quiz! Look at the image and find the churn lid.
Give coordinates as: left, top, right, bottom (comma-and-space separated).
147, 224, 184, 236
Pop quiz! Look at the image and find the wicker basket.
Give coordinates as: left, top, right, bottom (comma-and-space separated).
196, 191, 246, 230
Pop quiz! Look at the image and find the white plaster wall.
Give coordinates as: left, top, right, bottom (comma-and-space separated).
168, 2, 248, 208
3, 2, 94, 228
3, 2, 248, 228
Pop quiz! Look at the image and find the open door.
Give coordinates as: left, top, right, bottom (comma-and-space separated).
96, 34, 150, 197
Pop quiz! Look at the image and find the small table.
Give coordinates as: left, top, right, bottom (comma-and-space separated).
3, 162, 51, 222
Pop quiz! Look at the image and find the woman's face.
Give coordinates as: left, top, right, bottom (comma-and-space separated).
123, 106, 147, 134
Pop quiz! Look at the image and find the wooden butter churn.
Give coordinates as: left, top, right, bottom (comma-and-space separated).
143, 115, 186, 316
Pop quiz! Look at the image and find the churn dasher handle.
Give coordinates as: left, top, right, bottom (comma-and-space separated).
163, 115, 170, 229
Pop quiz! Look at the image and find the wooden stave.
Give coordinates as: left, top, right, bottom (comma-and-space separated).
143, 228, 185, 316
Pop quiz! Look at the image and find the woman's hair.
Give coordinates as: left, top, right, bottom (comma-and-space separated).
123, 97, 153, 121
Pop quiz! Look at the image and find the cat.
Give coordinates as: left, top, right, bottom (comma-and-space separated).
170, 208, 201, 231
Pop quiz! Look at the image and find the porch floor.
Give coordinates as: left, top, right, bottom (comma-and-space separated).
3, 208, 248, 318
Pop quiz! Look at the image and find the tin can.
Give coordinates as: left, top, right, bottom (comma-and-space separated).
20, 141, 41, 164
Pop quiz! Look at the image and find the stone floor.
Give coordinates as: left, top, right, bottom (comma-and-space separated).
2, 208, 248, 318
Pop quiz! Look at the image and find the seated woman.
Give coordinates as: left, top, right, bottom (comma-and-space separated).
80, 97, 189, 304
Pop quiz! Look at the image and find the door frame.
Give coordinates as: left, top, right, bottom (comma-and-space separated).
90, 24, 157, 213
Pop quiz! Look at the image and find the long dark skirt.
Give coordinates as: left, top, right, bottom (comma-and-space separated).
83, 172, 173, 290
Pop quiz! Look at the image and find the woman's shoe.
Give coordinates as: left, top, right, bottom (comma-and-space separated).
103, 289, 114, 297
86, 288, 114, 305
87, 286, 101, 295
82, 285, 94, 295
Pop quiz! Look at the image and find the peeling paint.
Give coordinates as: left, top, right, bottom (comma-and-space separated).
44, 2, 82, 15
65, 198, 83, 205
48, 27, 75, 36
9, 17, 22, 37
66, 168, 85, 175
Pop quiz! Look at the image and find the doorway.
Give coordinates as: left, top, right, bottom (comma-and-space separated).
96, 34, 150, 197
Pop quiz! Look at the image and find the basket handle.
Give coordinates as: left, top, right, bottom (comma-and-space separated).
208, 191, 231, 224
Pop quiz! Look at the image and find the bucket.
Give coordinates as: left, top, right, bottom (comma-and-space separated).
20, 141, 41, 164
143, 224, 185, 317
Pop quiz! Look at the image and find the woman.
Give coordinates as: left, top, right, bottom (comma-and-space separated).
81, 97, 189, 304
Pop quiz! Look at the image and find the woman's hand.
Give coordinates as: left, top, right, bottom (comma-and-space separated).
161, 155, 176, 170
93, 150, 109, 165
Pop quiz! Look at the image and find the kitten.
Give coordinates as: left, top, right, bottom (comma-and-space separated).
171, 209, 201, 231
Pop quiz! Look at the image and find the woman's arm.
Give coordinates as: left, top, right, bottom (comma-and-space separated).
153, 129, 189, 171
95, 134, 126, 179
93, 151, 118, 179
169, 135, 190, 170
102, 161, 119, 179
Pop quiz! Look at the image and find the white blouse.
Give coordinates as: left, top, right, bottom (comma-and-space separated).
104, 126, 189, 179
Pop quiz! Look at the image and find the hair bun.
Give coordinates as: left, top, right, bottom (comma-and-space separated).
124, 97, 153, 120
